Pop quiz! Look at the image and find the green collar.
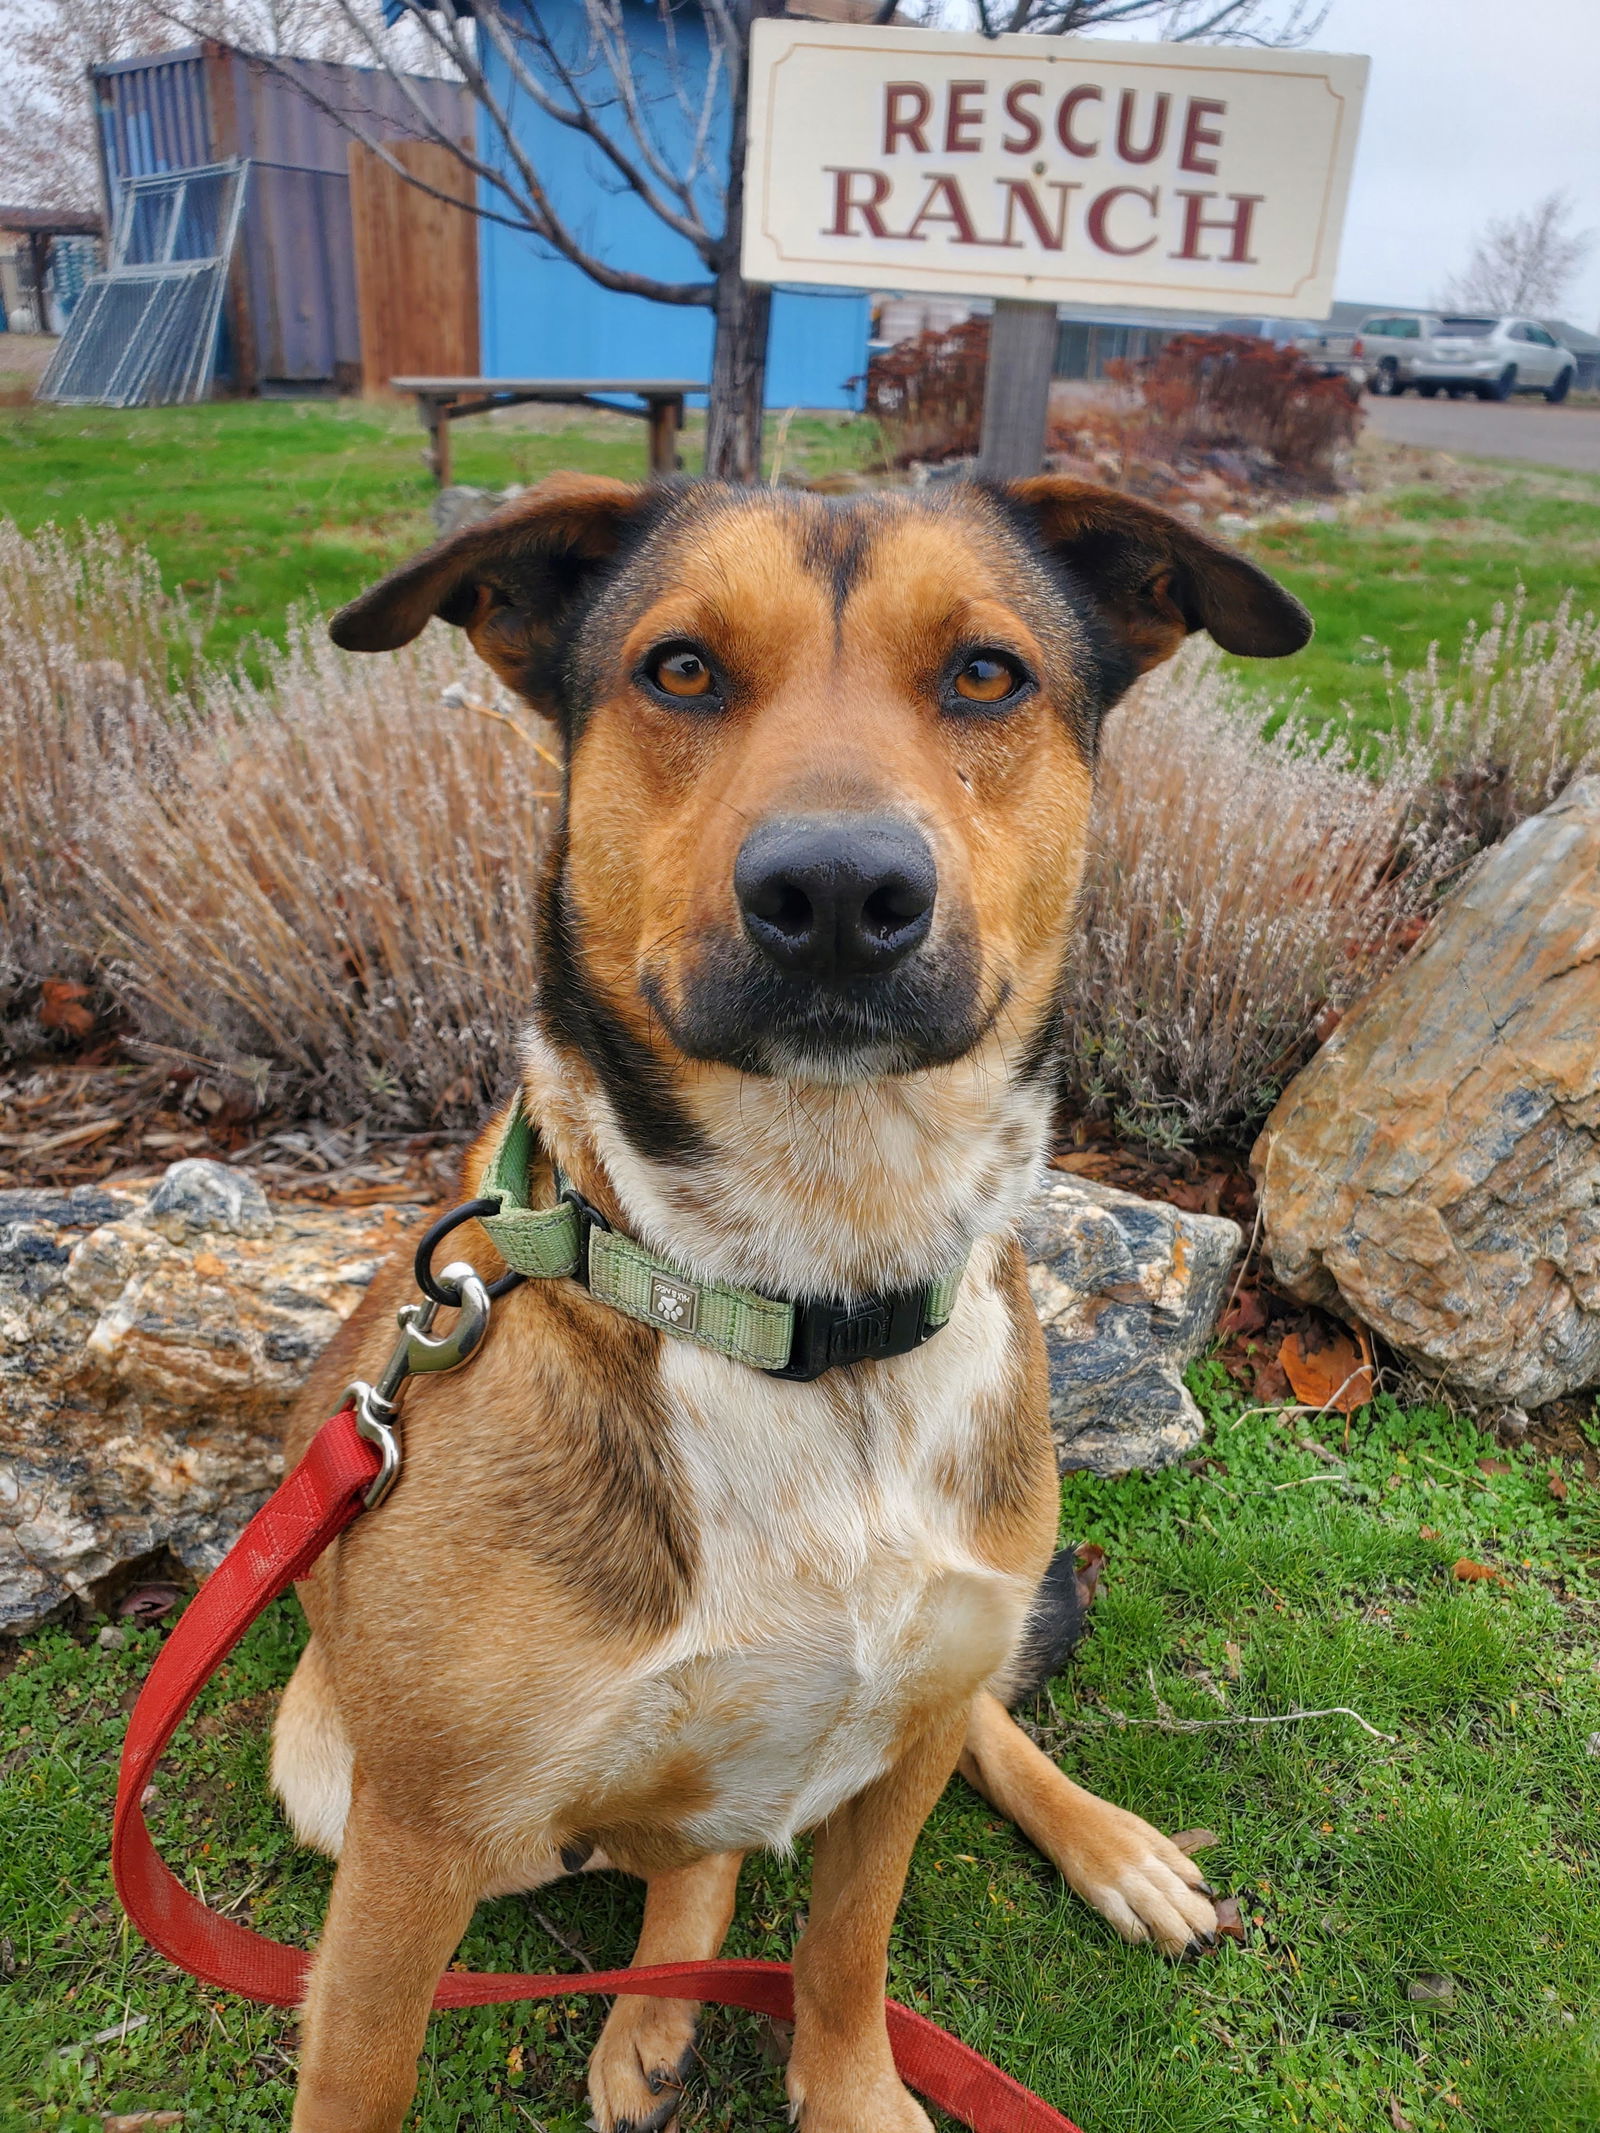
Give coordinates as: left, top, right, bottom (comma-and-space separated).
473, 1097, 966, 1382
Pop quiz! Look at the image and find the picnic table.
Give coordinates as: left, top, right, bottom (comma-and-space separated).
391, 376, 706, 486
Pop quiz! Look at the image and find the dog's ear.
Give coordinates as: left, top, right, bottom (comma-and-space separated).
329, 472, 651, 713
1004, 477, 1311, 690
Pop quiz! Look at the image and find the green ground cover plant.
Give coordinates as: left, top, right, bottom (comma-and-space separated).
4, 1380, 1597, 2133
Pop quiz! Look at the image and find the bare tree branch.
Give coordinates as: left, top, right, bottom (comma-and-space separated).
472, 2, 716, 254
981, 0, 1328, 40
1438, 191, 1596, 317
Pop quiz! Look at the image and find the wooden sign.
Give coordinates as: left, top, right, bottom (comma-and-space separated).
742, 24, 1368, 320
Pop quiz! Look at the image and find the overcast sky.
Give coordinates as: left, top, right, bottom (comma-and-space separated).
1096, 0, 1600, 325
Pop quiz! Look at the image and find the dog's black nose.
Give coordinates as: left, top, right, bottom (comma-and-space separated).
735, 814, 937, 978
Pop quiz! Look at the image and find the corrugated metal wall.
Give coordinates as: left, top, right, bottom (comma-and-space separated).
93, 44, 469, 389
94, 49, 214, 179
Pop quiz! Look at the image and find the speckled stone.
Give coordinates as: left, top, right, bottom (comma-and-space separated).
1256, 778, 1600, 1407
1022, 1176, 1241, 1476
0, 1168, 426, 1633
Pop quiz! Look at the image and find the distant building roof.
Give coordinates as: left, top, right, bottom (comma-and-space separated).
0, 205, 104, 236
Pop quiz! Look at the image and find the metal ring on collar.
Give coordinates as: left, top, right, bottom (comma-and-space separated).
414, 1197, 526, 1305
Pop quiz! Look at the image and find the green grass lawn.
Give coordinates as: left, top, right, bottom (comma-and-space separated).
0, 398, 878, 672
1232, 464, 1600, 746
5, 1378, 1597, 2133
5, 394, 1599, 717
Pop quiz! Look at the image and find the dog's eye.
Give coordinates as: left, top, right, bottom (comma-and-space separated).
949, 652, 1028, 708
645, 647, 716, 702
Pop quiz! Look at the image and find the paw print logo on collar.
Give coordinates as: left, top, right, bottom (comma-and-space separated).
648, 1274, 699, 1333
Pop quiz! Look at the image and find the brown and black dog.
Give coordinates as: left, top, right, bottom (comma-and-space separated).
271, 472, 1309, 2133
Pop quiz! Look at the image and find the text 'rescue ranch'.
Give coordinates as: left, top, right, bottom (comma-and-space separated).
742, 25, 1368, 317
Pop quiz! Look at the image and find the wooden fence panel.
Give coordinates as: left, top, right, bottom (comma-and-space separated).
349, 139, 478, 397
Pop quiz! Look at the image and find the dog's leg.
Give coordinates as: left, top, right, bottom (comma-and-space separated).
959, 1689, 1216, 1956
292, 1783, 478, 2133
586, 1850, 743, 2133
787, 1710, 968, 2133
271, 1635, 354, 1858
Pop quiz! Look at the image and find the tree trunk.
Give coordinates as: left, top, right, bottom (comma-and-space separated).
704, 264, 771, 482
702, 0, 776, 483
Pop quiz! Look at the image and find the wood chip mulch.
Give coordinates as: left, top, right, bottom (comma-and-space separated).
0, 1049, 467, 1208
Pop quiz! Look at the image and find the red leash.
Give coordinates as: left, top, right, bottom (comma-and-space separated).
113, 1407, 1084, 2133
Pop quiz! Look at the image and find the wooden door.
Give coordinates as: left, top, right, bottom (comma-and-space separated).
348, 138, 479, 396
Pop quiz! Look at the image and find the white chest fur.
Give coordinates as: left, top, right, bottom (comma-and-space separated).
608, 1243, 1032, 1854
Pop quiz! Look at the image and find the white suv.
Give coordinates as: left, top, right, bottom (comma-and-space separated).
1357, 314, 1577, 402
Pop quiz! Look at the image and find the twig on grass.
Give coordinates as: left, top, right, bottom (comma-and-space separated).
1044, 1666, 1399, 1748
528, 1906, 595, 1972
1224, 1402, 1324, 1432
56, 2011, 150, 2054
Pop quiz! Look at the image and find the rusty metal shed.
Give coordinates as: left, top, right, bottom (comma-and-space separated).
91, 42, 469, 392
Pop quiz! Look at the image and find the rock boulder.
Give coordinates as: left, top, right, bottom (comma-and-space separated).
1255, 777, 1600, 1406
1023, 1175, 1240, 1475
0, 1165, 425, 1633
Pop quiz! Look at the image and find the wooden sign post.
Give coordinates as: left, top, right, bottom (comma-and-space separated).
976, 298, 1059, 479
741, 25, 1368, 477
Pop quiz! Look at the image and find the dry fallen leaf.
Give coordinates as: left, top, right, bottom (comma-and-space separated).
1212, 1894, 1247, 1944
1451, 1558, 1508, 1587
1170, 1828, 1221, 1855
1476, 1457, 1512, 1476
1050, 1150, 1116, 1178
39, 977, 96, 1038
1419, 1525, 1440, 1541
1073, 1541, 1106, 1610
1388, 2097, 1415, 2132
1223, 1640, 1243, 1681
1278, 1325, 1373, 1415
1252, 1355, 1292, 1404
1549, 1471, 1569, 1502
115, 1583, 184, 1623
1220, 1285, 1270, 1339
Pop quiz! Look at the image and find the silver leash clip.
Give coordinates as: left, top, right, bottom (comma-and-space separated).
345, 1260, 492, 1509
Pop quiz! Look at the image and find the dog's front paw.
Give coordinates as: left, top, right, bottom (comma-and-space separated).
586, 1995, 695, 2133
1064, 1800, 1217, 1957
786, 2056, 933, 2133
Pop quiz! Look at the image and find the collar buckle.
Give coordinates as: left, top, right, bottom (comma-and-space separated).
768, 1287, 938, 1383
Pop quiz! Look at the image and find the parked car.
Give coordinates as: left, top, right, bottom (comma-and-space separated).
1355, 313, 1577, 402
1212, 315, 1365, 389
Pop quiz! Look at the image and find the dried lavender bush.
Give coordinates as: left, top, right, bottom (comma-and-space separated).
83, 625, 560, 1123
0, 516, 558, 1120
1394, 587, 1600, 855
0, 520, 200, 1054
1060, 646, 1453, 1152
4, 516, 1593, 1147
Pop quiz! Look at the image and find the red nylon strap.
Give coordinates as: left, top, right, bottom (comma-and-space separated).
113, 1409, 1083, 2133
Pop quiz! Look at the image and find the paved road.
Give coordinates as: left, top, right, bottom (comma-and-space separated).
1364, 394, 1600, 475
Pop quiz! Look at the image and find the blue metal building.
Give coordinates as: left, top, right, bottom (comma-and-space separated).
476, 2, 869, 408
